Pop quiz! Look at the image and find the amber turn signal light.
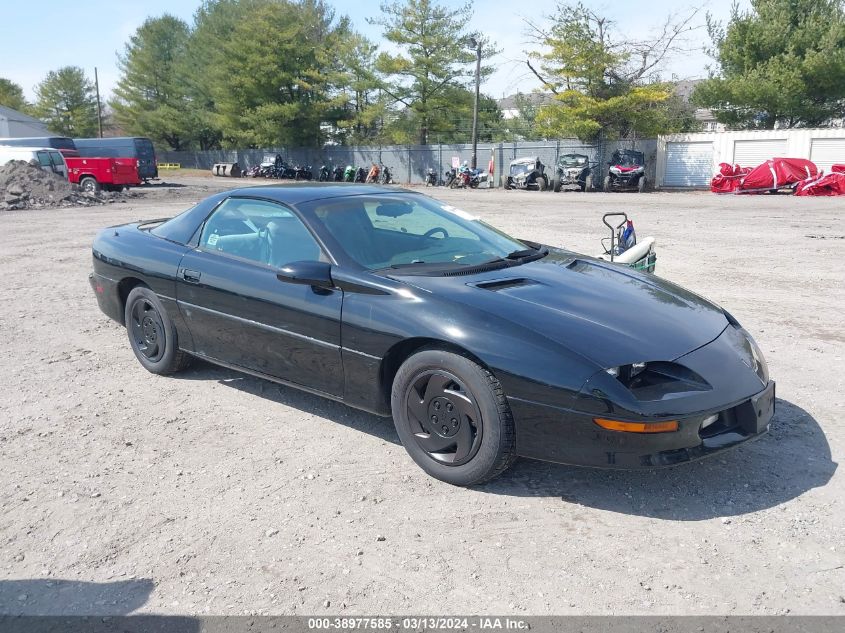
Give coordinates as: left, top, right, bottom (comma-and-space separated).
593, 418, 679, 433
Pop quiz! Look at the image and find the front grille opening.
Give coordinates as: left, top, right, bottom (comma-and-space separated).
698, 409, 738, 439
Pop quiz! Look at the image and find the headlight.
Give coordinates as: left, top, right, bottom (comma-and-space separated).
723, 322, 769, 384
603, 361, 710, 400
605, 363, 646, 381
740, 327, 769, 383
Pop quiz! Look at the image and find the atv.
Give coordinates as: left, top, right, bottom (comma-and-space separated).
504, 156, 548, 191
551, 153, 596, 192
603, 149, 647, 192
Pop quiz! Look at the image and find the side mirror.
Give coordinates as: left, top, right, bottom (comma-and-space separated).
276, 261, 334, 289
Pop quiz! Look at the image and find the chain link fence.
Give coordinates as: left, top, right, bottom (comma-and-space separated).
159, 138, 657, 187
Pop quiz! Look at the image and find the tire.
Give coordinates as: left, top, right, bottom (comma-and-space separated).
124, 286, 191, 375
638, 176, 647, 193
390, 349, 516, 486
603, 175, 611, 192
552, 177, 561, 193
535, 176, 547, 191
80, 176, 100, 194
585, 174, 594, 191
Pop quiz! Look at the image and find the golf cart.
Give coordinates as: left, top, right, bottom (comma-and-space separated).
551, 153, 596, 192
597, 212, 656, 272
504, 156, 548, 191
603, 149, 647, 192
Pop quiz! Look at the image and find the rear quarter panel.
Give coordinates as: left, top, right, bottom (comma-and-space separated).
92, 225, 190, 334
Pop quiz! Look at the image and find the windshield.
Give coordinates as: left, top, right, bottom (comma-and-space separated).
611, 151, 644, 166
510, 162, 532, 175
300, 194, 534, 272
559, 154, 588, 167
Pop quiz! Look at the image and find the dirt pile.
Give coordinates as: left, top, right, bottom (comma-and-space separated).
0, 160, 129, 210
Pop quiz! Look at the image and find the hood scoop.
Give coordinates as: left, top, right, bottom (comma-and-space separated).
472, 277, 539, 292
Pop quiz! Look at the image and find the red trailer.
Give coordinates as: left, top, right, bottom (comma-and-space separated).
66, 157, 141, 193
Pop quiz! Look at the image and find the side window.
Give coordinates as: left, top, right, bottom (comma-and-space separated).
36, 152, 52, 167
49, 152, 64, 169
199, 198, 325, 267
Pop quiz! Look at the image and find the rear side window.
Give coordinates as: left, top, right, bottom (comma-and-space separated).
200, 198, 325, 268
48, 151, 64, 168
36, 152, 51, 167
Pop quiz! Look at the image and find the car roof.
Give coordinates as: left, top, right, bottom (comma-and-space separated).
0, 146, 57, 153
223, 183, 413, 205
510, 157, 538, 164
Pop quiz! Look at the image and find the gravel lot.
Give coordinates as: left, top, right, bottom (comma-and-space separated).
0, 174, 843, 616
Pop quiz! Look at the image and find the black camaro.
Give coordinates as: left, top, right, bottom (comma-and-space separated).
89, 184, 775, 485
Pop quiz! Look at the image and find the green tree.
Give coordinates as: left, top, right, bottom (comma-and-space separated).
693, 0, 845, 128
372, 0, 495, 144
332, 32, 391, 144
111, 15, 195, 150
0, 78, 29, 112
382, 85, 503, 144
180, 0, 249, 150
193, 0, 352, 147
527, 3, 699, 140
32, 67, 98, 137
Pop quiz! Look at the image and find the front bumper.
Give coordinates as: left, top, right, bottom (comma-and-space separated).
511, 381, 775, 469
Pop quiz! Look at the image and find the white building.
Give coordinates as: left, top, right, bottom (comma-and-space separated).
656, 128, 845, 188
0, 104, 50, 137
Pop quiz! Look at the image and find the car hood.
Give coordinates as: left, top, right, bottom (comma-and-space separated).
395, 250, 729, 370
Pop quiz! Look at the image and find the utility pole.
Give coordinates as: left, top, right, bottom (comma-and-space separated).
468, 37, 482, 170
94, 67, 103, 138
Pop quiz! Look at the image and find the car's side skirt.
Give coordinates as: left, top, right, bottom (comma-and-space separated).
183, 349, 391, 418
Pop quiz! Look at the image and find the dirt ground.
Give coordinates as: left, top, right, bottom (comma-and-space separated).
0, 174, 843, 617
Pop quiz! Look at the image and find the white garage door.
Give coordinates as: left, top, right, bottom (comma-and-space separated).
733, 139, 787, 166
664, 141, 714, 187
810, 138, 845, 173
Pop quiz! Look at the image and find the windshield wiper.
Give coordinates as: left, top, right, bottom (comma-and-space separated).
505, 248, 539, 259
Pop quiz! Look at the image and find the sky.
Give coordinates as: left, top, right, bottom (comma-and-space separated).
0, 0, 749, 103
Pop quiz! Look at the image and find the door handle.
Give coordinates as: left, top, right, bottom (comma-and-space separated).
179, 268, 201, 283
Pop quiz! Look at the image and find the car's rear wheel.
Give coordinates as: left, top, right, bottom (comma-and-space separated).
603, 175, 611, 191
124, 286, 191, 375
638, 176, 647, 193
552, 177, 561, 192
585, 174, 594, 191
535, 176, 547, 191
391, 349, 516, 486
80, 176, 100, 194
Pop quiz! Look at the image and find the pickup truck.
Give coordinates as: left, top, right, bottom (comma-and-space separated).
65, 157, 141, 193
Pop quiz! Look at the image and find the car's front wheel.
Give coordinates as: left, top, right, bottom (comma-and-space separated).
124, 286, 191, 375
391, 349, 516, 486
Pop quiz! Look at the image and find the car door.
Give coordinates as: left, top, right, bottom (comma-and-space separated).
175, 196, 344, 396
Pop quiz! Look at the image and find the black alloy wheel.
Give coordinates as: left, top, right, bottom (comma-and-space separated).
123, 286, 191, 375
404, 370, 483, 466
391, 350, 516, 485
129, 296, 166, 363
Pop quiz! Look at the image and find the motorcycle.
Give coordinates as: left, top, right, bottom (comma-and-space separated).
354, 167, 367, 183
332, 165, 344, 182
443, 168, 457, 188
366, 163, 381, 183
425, 168, 437, 186
343, 165, 355, 182
318, 165, 330, 182
294, 164, 313, 181
381, 165, 394, 184
275, 161, 297, 179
